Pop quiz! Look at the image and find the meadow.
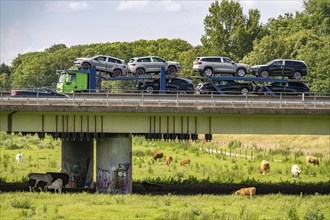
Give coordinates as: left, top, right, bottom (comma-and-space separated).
0, 132, 329, 219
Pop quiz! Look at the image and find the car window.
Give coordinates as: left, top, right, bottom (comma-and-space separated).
95, 56, 106, 62
140, 58, 151, 62
68, 74, 76, 83
107, 58, 117, 63
292, 61, 302, 66
152, 57, 164, 62
201, 58, 213, 62
223, 58, 233, 63
272, 61, 283, 66
285, 61, 293, 65
213, 58, 222, 62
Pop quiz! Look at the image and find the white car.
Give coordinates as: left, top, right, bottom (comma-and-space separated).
74, 55, 127, 77
128, 56, 181, 75
193, 56, 251, 77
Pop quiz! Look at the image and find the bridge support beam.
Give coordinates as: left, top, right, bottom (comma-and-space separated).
61, 140, 94, 189
96, 134, 132, 194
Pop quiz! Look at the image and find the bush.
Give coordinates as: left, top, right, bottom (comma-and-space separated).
304, 209, 324, 220
228, 140, 242, 149
11, 198, 31, 209
5, 143, 22, 150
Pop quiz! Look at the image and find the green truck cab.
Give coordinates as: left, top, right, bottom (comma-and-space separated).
57, 70, 89, 93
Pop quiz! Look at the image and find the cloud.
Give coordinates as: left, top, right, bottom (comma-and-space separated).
46, 1, 89, 12
116, 0, 181, 13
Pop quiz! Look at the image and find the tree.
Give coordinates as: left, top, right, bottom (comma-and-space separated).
44, 44, 67, 53
201, 0, 262, 61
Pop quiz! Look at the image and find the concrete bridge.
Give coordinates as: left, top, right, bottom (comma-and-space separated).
1, 94, 329, 194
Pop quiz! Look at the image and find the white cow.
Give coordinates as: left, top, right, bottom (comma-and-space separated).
28, 173, 53, 188
16, 153, 24, 163
291, 164, 302, 179
46, 178, 63, 193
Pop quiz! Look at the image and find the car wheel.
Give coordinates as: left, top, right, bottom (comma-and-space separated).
112, 69, 122, 77
178, 90, 187, 94
136, 68, 145, 75
260, 70, 269, 78
293, 71, 302, 80
241, 87, 249, 96
81, 63, 91, 70
236, 68, 246, 77
203, 68, 213, 77
167, 66, 177, 75
145, 85, 154, 94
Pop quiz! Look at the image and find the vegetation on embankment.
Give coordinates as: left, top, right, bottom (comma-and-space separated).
0, 192, 329, 220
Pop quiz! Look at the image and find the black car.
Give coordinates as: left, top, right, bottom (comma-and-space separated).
251, 59, 307, 80
11, 88, 69, 98
136, 78, 195, 94
256, 82, 310, 95
196, 80, 253, 95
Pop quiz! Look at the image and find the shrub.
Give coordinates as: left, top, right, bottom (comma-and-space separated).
304, 209, 324, 220
228, 140, 242, 149
11, 198, 31, 209
5, 143, 22, 150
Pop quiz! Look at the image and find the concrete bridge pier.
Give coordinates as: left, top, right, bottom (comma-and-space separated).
96, 134, 132, 194
61, 140, 94, 189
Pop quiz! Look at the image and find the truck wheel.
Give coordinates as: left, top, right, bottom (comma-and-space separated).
136, 68, 145, 75
112, 69, 122, 77
236, 68, 246, 77
167, 66, 177, 75
260, 70, 269, 78
81, 63, 91, 70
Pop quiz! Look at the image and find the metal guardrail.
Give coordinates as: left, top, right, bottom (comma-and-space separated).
1, 92, 330, 109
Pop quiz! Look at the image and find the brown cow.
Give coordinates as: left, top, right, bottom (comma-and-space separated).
180, 159, 190, 166
259, 160, 270, 175
165, 156, 173, 165
306, 156, 319, 165
234, 187, 256, 198
152, 152, 163, 161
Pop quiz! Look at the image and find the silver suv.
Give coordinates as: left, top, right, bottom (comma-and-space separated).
193, 56, 251, 77
128, 56, 181, 75
74, 55, 127, 77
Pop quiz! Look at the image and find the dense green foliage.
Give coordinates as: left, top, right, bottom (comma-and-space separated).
3, 0, 329, 92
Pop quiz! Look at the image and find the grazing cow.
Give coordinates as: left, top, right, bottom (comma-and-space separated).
180, 159, 190, 166
16, 153, 23, 163
140, 181, 162, 191
259, 160, 270, 175
306, 156, 319, 165
235, 187, 256, 198
46, 172, 70, 187
46, 178, 63, 193
28, 173, 53, 188
152, 152, 163, 161
291, 164, 302, 179
28, 179, 48, 192
165, 156, 173, 165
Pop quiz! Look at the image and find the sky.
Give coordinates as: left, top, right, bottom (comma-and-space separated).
0, 0, 304, 65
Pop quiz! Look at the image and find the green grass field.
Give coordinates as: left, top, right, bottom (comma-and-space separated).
0, 132, 329, 219
1, 193, 329, 219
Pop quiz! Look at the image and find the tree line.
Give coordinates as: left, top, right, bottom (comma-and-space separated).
0, 0, 329, 92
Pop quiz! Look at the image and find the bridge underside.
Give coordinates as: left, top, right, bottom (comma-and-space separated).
1, 111, 329, 141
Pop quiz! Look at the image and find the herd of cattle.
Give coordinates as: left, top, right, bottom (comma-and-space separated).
16, 152, 320, 195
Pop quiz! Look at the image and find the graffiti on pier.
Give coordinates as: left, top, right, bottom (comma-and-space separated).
62, 157, 92, 189
110, 163, 131, 194
96, 168, 110, 192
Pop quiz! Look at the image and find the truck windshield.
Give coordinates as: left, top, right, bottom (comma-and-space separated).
59, 74, 66, 83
